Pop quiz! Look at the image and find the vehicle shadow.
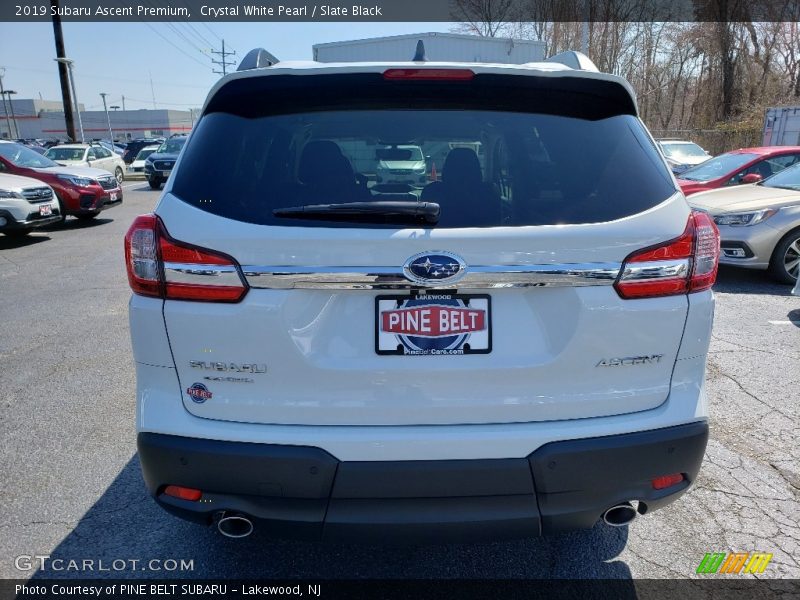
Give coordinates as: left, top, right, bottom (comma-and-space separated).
0, 233, 50, 249
31, 455, 634, 583
42, 218, 114, 232
788, 309, 800, 328
713, 265, 794, 295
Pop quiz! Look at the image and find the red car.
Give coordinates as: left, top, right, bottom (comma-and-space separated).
0, 141, 122, 222
677, 146, 800, 196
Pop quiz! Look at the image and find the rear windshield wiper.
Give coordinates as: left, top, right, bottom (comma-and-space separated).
273, 201, 440, 224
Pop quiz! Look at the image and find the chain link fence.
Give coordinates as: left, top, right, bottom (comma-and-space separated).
650, 128, 763, 155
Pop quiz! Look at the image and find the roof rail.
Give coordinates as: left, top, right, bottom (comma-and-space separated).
543, 51, 599, 72
237, 48, 280, 72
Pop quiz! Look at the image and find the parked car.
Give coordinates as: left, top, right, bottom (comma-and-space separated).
689, 162, 800, 283
128, 50, 719, 542
96, 140, 126, 156
656, 140, 710, 175
0, 141, 122, 222
375, 144, 428, 186
44, 143, 126, 184
22, 144, 47, 155
143, 135, 187, 190
123, 138, 164, 164
677, 146, 800, 195
127, 145, 160, 178
0, 172, 61, 236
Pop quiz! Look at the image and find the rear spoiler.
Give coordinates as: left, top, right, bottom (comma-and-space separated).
543, 51, 599, 72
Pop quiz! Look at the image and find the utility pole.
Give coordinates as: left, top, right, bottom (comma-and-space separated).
50, 0, 76, 142
121, 95, 126, 111
149, 72, 156, 109
54, 58, 83, 143
100, 92, 114, 143
211, 40, 236, 76
5, 90, 19, 138
0, 69, 13, 139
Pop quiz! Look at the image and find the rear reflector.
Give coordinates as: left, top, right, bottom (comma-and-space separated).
383, 68, 475, 81
652, 473, 685, 490
615, 210, 720, 299
124, 214, 248, 303
163, 485, 202, 501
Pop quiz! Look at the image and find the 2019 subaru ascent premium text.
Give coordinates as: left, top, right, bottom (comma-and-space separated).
127, 49, 719, 542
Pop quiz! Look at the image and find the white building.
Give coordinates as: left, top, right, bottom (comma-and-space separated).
313, 32, 545, 65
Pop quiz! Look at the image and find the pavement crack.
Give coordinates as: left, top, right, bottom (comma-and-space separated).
768, 462, 800, 493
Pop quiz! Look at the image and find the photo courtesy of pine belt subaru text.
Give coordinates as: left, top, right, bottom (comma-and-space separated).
126, 46, 719, 542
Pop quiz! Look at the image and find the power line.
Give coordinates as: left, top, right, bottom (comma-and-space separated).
141, 21, 210, 69
211, 40, 236, 76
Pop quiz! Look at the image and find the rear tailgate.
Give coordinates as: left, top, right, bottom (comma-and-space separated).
152, 64, 691, 427
158, 197, 690, 426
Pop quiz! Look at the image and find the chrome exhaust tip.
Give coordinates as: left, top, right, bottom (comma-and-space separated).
603, 502, 638, 527
216, 512, 254, 538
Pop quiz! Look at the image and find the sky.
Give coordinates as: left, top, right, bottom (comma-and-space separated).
0, 22, 458, 112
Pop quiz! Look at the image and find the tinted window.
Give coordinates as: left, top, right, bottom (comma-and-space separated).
726, 154, 800, 186
172, 76, 673, 228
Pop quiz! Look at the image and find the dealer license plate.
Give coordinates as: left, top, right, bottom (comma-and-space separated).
375, 293, 491, 356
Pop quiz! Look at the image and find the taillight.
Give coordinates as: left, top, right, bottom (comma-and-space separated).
615, 210, 720, 299
124, 214, 247, 302
383, 68, 475, 81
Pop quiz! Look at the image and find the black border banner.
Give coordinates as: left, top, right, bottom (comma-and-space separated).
3, 1, 800, 23
3, 579, 800, 600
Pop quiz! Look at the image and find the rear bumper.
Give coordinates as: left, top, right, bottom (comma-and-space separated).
137, 421, 708, 542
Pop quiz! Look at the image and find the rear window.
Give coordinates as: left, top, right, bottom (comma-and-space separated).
172, 74, 675, 228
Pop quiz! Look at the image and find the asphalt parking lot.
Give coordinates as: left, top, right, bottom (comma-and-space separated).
0, 183, 798, 580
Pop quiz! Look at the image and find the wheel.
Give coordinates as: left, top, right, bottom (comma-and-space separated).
4, 229, 31, 237
769, 229, 800, 284
148, 177, 162, 190
115, 167, 124, 185
76, 213, 99, 221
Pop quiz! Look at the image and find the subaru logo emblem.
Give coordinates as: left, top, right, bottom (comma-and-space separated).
403, 251, 467, 285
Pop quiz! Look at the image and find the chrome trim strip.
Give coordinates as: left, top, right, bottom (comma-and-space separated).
242, 263, 622, 290
619, 259, 690, 281
163, 262, 243, 287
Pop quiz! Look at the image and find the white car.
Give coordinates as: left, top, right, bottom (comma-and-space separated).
0, 173, 61, 236
44, 144, 126, 185
127, 145, 160, 178
128, 49, 719, 541
375, 144, 428, 187
657, 140, 711, 175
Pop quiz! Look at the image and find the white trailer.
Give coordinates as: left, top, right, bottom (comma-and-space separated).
313, 32, 545, 65
763, 106, 800, 146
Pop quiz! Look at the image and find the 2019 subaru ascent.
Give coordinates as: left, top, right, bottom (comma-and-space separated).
127, 49, 718, 541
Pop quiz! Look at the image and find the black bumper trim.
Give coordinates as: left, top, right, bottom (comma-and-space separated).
137, 421, 708, 541
0, 208, 61, 230
529, 421, 708, 533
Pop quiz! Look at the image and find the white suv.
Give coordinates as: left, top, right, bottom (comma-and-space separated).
0, 173, 60, 236
127, 50, 719, 542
